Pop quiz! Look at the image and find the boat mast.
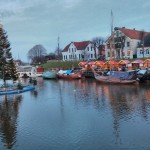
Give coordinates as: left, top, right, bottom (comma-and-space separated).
110, 10, 114, 71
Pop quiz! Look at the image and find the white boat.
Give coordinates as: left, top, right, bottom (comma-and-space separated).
42, 71, 57, 79
17, 66, 37, 78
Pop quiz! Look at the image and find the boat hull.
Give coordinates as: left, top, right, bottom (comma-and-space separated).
95, 75, 137, 84
57, 73, 82, 79
42, 71, 57, 79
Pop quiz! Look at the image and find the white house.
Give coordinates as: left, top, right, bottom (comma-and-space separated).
62, 41, 99, 61
137, 47, 150, 58
105, 27, 150, 60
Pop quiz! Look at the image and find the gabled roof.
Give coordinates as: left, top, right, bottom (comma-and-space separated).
115, 27, 150, 40
74, 41, 91, 50
62, 41, 91, 52
62, 43, 71, 52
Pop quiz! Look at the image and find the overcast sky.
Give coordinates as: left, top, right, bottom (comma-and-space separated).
0, 0, 150, 61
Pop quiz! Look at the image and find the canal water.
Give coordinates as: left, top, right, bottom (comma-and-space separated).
0, 78, 150, 150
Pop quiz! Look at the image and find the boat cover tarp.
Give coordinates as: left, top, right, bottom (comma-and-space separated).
137, 70, 147, 75
65, 70, 72, 74
109, 71, 136, 80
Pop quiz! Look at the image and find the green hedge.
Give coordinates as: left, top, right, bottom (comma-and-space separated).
41, 61, 80, 70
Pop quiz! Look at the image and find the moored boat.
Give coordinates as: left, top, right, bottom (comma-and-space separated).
17, 66, 37, 78
137, 69, 150, 82
57, 69, 82, 79
91, 66, 137, 84
42, 71, 57, 79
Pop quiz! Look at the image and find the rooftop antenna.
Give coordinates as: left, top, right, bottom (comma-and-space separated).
57, 36, 60, 51
57, 36, 60, 60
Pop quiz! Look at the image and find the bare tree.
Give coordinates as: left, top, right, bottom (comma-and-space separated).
27, 44, 47, 64
144, 33, 150, 47
92, 37, 104, 46
92, 36, 104, 59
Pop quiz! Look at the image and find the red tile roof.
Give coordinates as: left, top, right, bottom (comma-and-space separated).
63, 43, 71, 52
115, 27, 150, 40
62, 41, 91, 52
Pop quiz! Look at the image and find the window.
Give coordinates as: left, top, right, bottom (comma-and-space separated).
75, 48, 76, 52
91, 54, 93, 58
66, 55, 67, 59
127, 42, 130, 47
146, 49, 149, 54
64, 55, 65, 60
72, 48, 73, 52
108, 52, 110, 57
140, 50, 143, 54
69, 48, 70, 53
79, 54, 80, 59
107, 44, 110, 49
91, 47, 92, 51
87, 47, 89, 51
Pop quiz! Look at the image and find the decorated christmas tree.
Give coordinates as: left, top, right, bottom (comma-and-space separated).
0, 25, 18, 86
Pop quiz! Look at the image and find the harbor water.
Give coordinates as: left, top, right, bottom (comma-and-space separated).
0, 78, 150, 150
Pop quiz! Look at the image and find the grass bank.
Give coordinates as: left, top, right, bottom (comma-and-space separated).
41, 61, 80, 70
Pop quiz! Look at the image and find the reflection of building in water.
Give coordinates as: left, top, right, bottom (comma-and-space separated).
104, 84, 150, 145
71, 79, 110, 110
145, 89, 150, 101
0, 95, 22, 149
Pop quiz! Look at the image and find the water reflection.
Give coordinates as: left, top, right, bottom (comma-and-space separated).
1, 79, 150, 149
0, 95, 22, 149
63, 80, 150, 147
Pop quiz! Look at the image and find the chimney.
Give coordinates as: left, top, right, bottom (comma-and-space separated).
133, 28, 135, 30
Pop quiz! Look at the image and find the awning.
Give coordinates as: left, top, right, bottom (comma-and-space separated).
78, 61, 87, 67
95, 61, 104, 66
144, 59, 150, 64
131, 59, 144, 64
118, 60, 130, 65
104, 60, 118, 65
